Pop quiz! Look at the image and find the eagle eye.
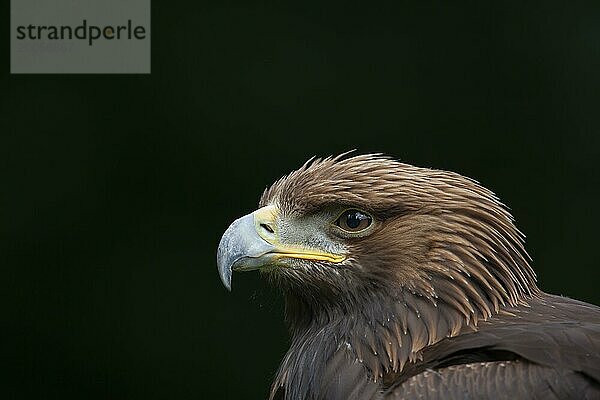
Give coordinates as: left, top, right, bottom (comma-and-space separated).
336, 209, 372, 233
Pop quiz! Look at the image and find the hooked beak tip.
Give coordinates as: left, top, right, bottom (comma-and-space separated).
217, 210, 275, 291
222, 275, 232, 291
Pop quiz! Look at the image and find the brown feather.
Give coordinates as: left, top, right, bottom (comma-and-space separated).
251, 154, 600, 400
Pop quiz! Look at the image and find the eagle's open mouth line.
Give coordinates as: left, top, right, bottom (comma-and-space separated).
270, 251, 345, 263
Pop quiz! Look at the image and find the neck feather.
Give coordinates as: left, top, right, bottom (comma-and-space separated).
271, 259, 539, 399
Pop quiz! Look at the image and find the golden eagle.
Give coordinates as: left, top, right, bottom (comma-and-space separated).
217, 154, 600, 399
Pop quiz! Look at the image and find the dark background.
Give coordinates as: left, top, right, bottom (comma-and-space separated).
3, 2, 600, 399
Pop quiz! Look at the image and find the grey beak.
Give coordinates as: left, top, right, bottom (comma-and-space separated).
217, 212, 275, 290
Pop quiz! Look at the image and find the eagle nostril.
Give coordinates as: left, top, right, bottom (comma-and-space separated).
260, 223, 274, 234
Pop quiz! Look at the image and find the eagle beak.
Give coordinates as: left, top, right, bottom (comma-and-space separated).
217, 207, 277, 291
217, 205, 346, 290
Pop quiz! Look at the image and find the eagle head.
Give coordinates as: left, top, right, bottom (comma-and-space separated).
218, 154, 537, 326
216, 154, 600, 400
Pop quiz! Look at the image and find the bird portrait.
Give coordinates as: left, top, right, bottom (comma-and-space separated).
217, 154, 600, 399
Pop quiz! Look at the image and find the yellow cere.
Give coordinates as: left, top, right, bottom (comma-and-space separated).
253, 205, 345, 264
